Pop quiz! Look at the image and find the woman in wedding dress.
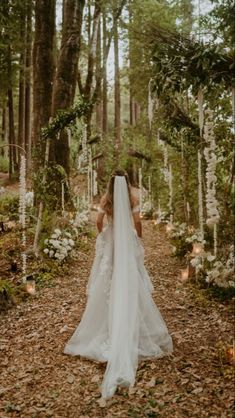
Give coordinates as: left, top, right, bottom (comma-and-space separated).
64, 169, 173, 399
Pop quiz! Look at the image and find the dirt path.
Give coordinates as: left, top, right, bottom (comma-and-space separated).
0, 221, 233, 418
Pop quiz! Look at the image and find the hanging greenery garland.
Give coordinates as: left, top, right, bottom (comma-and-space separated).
41, 99, 92, 140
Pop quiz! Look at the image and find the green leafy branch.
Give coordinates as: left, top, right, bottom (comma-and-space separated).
41, 98, 93, 140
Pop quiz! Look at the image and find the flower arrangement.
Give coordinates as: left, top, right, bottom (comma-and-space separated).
189, 245, 235, 289
44, 228, 75, 262
203, 111, 220, 228
205, 246, 234, 288
72, 210, 89, 229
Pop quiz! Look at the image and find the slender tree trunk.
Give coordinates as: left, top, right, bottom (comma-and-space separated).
51, 0, 85, 174
114, 12, 121, 153
25, 0, 32, 171
1, 108, 7, 157
18, 8, 26, 161
32, 0, 56, 165
8, 88, 17, 175
95, 19, 102, 133
102, 10, 108, 135
7, 45, 17, 176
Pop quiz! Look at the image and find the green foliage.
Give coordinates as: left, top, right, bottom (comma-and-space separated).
33, 164, 68, 211
0, 280, 14, 311
195, 277, 235, 302
0, 194, 19, 220
202, 0, 235, 47
152, 34, 233, 96
41, 99, 93, 140
0, 155, 9, 172
0, 279, 13, 296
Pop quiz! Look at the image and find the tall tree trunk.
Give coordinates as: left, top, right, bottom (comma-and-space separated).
95, 18, 102, 133
1, 108, 7, 157
114, 12, 121, 154
102, 11, 108, 135
8, 87, 17, 176
32, 0, 56, 165
51, 0, 85, 175
7, 45, 17, 176
25, 0, 32, 171
18, 7, 26, 161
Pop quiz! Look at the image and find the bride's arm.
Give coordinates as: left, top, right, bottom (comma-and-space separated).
131, 188, 142, 238
133, 211, 142, 238
96, 196, 105, 233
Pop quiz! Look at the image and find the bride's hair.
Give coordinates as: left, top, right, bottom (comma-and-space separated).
103, 169, 133, 215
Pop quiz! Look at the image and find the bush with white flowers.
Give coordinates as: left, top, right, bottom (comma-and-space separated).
189, 246, 235, 288
185, 229, 206, 245
205, 246, 235, 288
43, 228, 75, 262
72, 210, 89, 228
169, 222, 187, 238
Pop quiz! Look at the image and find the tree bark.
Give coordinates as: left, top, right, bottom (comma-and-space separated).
7, 45, 17, 176
114, 11, 121, 154
18, 7, 26, 161
95, 18, 102, 133
102, 10, 108, 135
51, 0, 85, 174
32, 0, 56, 164
25, 0, 32, 171
1, 108, 7, 157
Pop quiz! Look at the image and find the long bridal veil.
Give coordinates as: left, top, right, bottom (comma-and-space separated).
64, 175, 173, 399
101, 176, 140, 398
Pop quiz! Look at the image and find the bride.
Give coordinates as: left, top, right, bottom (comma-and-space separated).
64, 169, 173, 399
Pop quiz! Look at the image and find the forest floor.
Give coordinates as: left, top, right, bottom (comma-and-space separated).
0, 218, 234, 418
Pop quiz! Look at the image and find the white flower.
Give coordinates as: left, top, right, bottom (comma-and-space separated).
49, 250, 54, 257
54, 228, 61, 236
228, 281, 235, 288
207, 254, 216, 262
44, 248, 49, 254
68, 238, 74, 246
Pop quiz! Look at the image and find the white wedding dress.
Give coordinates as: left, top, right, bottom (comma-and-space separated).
64, 177, 173, 399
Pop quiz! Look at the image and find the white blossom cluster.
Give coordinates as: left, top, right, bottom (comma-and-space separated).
205, 246, 235, 288
169, 222, 187, 238
190, 254, 204, 273
0, 186, 6, 194
19, 154, 27, 277
25, 191, 34, 207
19, 155, 26, 228
148, 79, 154, 130
185, 229, 206, 244
156, 208, 168, 224
189, 246, 235, 288
142, 200, 152, 214
72, 210, 89, 228
203, 112, 220, 227
44, 229, 75, 262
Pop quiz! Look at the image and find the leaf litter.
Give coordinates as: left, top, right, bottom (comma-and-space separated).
0, 221, 234, 417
